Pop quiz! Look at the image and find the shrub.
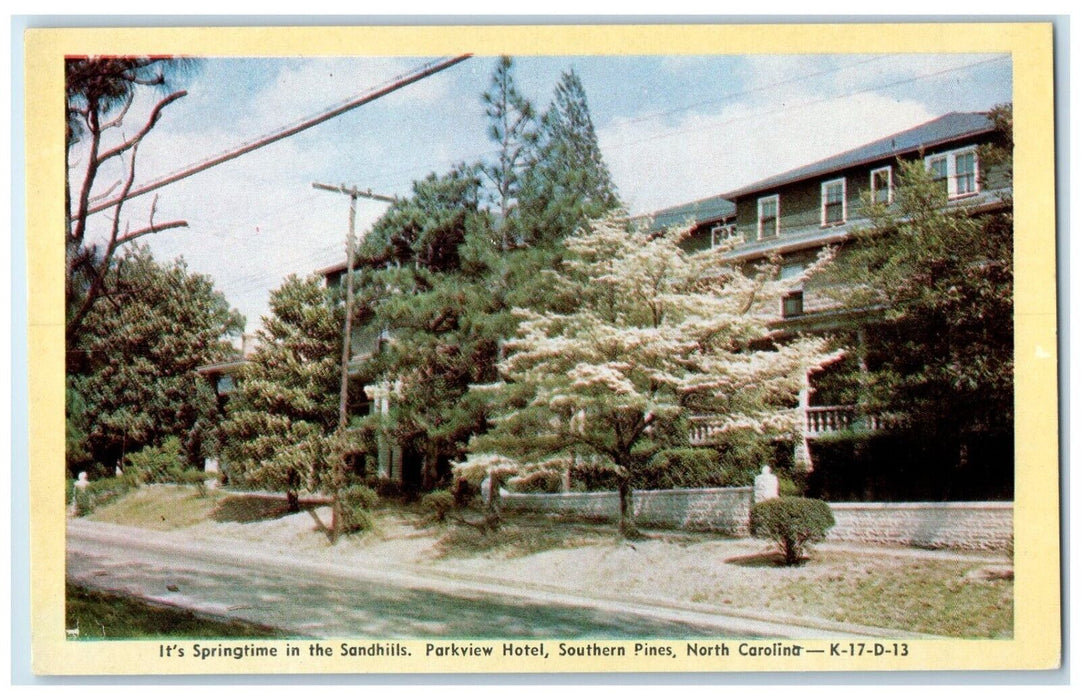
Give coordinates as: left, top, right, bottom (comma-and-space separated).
749, 497, 835, 565
71, 476, 136, 516
421, 490, 455, 523
339, 485, 379, 534
124, 437, 187, 484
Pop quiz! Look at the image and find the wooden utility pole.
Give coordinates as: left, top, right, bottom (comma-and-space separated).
313, 182, 396, 542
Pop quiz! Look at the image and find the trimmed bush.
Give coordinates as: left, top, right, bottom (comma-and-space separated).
420, 490, 455, 523
340, 485, 379, 534
750, 496, 835, 565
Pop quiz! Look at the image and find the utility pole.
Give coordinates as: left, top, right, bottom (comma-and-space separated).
313, 182, 396, 542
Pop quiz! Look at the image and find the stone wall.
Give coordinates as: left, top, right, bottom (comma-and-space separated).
502, 489, 1013, 550
828, 501, 1013, 551
502, 487, 754, 536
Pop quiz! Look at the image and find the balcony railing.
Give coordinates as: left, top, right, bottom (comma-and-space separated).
688, 405, 899, 445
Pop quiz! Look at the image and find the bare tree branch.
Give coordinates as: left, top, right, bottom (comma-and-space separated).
95, 90, 186, 166
115, 219, 188, 246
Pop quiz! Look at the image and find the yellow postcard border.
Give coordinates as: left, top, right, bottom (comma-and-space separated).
24, 22, 1059, 676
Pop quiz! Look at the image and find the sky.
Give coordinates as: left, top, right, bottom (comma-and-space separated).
73, 52, 1012, 334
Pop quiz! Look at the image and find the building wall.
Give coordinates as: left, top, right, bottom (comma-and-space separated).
501, 489, 1012, 551
732, 134, 997, 244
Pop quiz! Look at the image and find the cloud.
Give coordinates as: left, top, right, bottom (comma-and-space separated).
601, 90, 936, 214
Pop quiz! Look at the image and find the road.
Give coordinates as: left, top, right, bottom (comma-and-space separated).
66, 520, 853, 640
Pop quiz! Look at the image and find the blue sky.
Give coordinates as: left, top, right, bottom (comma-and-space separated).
74, 53, 1012, 333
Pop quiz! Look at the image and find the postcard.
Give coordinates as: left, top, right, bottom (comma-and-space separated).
24, 22, 1059, 676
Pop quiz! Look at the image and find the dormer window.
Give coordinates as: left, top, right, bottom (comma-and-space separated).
757, 195, 779, 239
821, 178, 846, 226
870, 166, 893, 204
926, 148, 980, 199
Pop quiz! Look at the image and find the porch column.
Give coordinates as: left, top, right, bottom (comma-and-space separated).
793, 372, 814, 472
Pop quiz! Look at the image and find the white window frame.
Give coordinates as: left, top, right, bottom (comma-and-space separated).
870, 166, 893, 205
925, 147, 980, 199
757, 195, 780, 239
820, 178, 847, 226
710, 223, 737, 248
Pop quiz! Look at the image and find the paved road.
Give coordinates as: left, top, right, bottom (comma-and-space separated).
67, 520, 777, 639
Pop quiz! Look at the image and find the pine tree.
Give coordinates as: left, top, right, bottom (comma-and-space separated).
218, 275, 342, 510
480, 56, 538, 249
516, 69, 622, 245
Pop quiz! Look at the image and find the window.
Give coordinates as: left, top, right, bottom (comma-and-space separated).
821, 178, 846, 225
955, 151, 977, 195
782, 292, 804, 318
757, 195, 779, 239
216, 375, 235, 394
710, 223, 737, 248
927, 155, 949, 197
926, 148, 979, 199
870, 166, 892, 204
780, 262, 805, 318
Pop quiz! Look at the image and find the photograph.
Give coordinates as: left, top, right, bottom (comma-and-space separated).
22, 22, 1059, 675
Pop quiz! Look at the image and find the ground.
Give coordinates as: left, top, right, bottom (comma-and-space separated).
80, 485, 1013, 638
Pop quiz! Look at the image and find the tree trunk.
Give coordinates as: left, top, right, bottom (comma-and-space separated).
286, 490, 300, 513
617, 480, 641, 539
484, 472, 502, 532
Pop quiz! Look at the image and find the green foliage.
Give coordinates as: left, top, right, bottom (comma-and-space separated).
65, 383, 93, 474
71, 476, 136, 517
832, 105, 1013, 468
481, 56, 539, 245
362, 166, 490, 273
67, 246, 244, 474
124, 436, 185, 483
750, 497, 835, 565
639, 448, 721, 489
339, 485, 379, 534
420, 489, 456, 523
516, 69, 621, 245
511, 471, 565, 494
640, 433, 774, 490
219, 275, 341, 499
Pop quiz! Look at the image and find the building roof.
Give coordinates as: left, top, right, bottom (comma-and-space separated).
638, 194, 736, 232
721, 112, 995, 199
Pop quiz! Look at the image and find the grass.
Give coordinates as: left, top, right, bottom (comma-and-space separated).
65, 583, 286, 640
87, 485, 225, 530
692, 551, 1013, 638
431, 512, 614, 559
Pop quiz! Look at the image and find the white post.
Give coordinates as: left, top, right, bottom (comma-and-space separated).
793, 372, 814, 472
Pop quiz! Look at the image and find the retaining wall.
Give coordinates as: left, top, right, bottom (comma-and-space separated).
501, 489, 1013, 550
828, 501, 1012, 551
502, 487, 754, 536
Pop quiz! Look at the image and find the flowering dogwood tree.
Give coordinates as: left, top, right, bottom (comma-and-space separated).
459, 217, 841, 537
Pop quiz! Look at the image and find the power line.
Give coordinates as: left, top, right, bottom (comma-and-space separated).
78, 54, 472, 220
